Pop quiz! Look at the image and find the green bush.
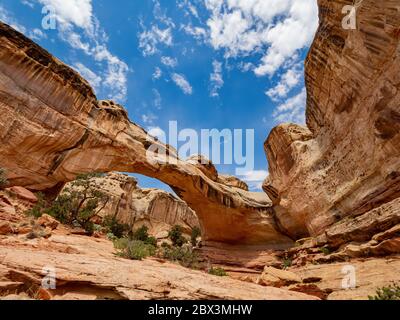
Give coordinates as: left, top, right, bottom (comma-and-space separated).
26, 193, 47, 218
132, 225, 150, 241
282, 257, 292, 269
114, 238, 156, 260
208, 267, 227, 277
103, 216, 129, 238
191, 226, 201, 247
168, 225, 187, 247
131, 225, 158, 246
0, 168, 8, 189
319, 247, 331, 256
158, 245, 199, 269
26, 173, 109, 235
369, 283, 400, 300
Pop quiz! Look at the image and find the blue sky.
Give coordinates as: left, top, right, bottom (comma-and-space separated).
0, 0, 318, 192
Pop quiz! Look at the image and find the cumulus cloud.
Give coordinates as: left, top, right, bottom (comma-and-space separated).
209, 60, 224, 97
38, 0, 94, 32
32, 0, 129, 103
272, 87, 306, 124
171, 73, 193, 95
203, 0, 318, 77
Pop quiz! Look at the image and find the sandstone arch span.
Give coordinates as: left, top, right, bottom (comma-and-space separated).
0, 22, 293, 247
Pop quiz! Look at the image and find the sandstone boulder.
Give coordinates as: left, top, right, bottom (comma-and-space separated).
7, 187, 37, 203
257, 266, 301, 288
37, 214, 59, 230
0, 221, 13, 235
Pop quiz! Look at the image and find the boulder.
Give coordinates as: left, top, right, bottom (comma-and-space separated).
7, 187, 38, 203
0, 221, 14, 235
257, 266, 301, 288
37, 214, 59, 230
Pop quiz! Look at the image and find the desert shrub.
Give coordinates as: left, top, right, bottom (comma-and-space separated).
103, 216, 129, 238
132, 225, 150, 241
26, 173, 109, 235
26, 192, 46, 218
319, 247, 331, 256
208, 267, 227, 277
0, 168, 8, 189
114, 238, 156, 260
168, 225, 187, 247
161, 241, 171, 248
191, 226, 201, 247
130, 225, 157, 246
369, 283, 400, 300
158, 245, 199, 269
282, 257, 292, 269
107, 232, 118, 241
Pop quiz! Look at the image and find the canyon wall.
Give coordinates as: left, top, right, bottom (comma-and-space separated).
264, 0, 400, 240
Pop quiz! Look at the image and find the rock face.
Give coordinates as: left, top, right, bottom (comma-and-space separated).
264, 0, 400, 240
0, 22, 292, 247
65, 172, 199, 237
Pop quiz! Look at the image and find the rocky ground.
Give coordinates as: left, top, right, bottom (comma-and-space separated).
0, 188, 314, 300
1, 186, 399, 300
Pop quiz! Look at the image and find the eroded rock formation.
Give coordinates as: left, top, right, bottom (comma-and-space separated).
65, 172, 199, 237
0, 22, 291, 247
264, 0, 400, 241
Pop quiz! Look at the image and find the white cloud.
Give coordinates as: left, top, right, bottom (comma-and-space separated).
209, 60, 224, 97
152, 67, 163, 80
161, 56, 178, 68
153, 0, 176, 28
266, 64, 302, 101
73, 62, 102, 91
32, 0, 130, 103
203, 0, 318, 77
181, 24, 207, 41
171, 73, 193, 95
0, 5, 46, 40
21, 0, 35, 8
239, 170, 268, 191
142, 113, 158, 125
37, 0, 94, 32
272, 87, 306, 124
59, 29, 129, 102
138, 24, 173, 56
152, 88, 162, 109
178, 0, 200, 19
